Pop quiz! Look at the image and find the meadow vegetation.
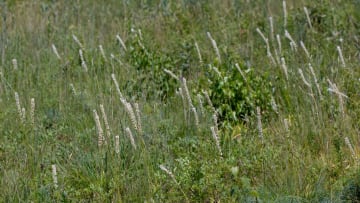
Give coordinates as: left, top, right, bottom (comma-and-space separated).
0, 0, 360, 202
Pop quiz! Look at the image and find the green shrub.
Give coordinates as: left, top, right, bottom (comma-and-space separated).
206, 61, 274, 127
126, 30, 179, 100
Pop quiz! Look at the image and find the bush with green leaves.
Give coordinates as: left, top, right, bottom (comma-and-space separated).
205, 61, 274, 127
126, 31, 180, 100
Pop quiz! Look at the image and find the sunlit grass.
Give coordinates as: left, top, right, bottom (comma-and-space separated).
0, 0, 360, 202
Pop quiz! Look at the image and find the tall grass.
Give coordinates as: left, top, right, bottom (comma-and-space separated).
0, 0, 360, 202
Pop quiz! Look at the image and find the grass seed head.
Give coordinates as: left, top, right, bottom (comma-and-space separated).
115, 135, 120, 154
52, 44, 61, 60
52, 164, 58, 189
12, 59, 18, 70
93, 109, 104, 147
30, 98, 35, 126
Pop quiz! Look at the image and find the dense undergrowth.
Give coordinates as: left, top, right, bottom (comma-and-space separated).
0, 0, 360, 202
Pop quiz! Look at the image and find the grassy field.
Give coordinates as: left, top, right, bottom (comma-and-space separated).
1, 0, 360, 202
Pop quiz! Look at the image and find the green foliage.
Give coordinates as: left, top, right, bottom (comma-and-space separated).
341, 171, 360, 202
207, 61, 274, 126
126, 30, 180, 100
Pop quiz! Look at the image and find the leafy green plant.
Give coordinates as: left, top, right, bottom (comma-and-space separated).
126, 31, 179, 100
206, 61, 274, 127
